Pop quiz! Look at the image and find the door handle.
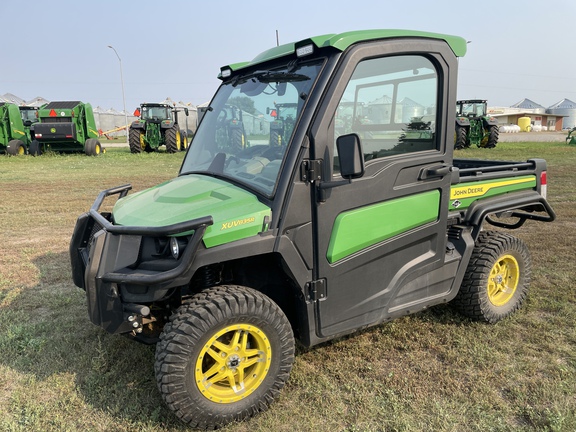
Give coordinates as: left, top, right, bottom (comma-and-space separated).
420, 164, 450, 180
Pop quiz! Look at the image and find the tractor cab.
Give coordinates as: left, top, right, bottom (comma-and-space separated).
457, 99, 487, 118
139, 104, 172, 123
19, 106, 39, 127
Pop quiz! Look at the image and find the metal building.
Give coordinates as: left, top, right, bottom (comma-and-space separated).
548, 99, 576, 129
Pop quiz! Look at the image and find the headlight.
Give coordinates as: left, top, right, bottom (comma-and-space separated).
170, 237, 180, 259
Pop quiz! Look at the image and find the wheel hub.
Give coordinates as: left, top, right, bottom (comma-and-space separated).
488, 254, 520, 306
195, 324, 272, 403
227, 354, 241, 369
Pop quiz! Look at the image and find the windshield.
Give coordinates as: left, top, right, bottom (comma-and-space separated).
141, 105, 171, 121
180, 60, 323, 196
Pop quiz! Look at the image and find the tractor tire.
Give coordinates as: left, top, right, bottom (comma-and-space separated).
454, 125, 468, 149
129, 129, 144, 154
485, 125, 499, 148
180, 130, 188, 151
231, 128, 245, 153
270, 130, 282, 147
155, 285, 295, 429
84, 138, 102, 156
7, 139, 26, 156
452, 231, 531, 323
165, 125, 181, 153
28, 140, 42, 156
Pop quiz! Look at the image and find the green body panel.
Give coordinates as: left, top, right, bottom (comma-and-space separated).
221, 29, 467, 76
113, 175, 271, 248
326, 190, 440, 263
449, 175, 536, 211
83, 103, 99, 139
0, 103, 29, 150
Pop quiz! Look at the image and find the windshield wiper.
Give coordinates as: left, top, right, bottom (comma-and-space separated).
257, 71, 310, 83
233, 70, 309, 86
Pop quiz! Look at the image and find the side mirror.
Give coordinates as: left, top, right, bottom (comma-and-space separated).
184, 108, 189, 116
336, 133, 364, 179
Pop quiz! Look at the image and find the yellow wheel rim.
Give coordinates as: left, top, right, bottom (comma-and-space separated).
176, 130, 181, 151
18, 145, 25, 155
139, 133, 146, 150
195, 324, 271, 404
488, 254, 519, 306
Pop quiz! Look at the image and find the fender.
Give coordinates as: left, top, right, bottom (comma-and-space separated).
455, 116, 470, 127
161, 120, 175, 130
130, 121, 145, 130
483, 116, 498, 127
463, 189, 556, 239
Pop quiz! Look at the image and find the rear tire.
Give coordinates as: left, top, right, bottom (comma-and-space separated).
180, 130, 188, 151
165, 125, 181, 153
129, 128, 144, 153
452, 231, 531, 323
7, 139, 26, 155
485, 125, 499, 148
454, 125, 468, 149
155, 285, 295, 429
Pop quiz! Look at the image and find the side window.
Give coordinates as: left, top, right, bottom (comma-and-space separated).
334, 55, 438, 173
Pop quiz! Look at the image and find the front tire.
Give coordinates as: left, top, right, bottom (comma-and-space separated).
452, 231, 531, 323
129, 128, 144, 153
155, 285, 295, 429
165, 125, 181, 153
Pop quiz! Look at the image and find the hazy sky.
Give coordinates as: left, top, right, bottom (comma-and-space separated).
1, 0, 574, 111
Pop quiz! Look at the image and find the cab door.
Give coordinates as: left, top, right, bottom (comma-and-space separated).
309, 39, 458, 338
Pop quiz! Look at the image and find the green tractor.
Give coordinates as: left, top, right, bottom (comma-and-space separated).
268, 102, 297, 146
455, 99, 499, 149
215, 104, 245, 153
129, 103, 189, 153
0, 102, 32, 155
30, 101, 102, 156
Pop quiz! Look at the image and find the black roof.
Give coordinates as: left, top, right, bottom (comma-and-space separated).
44, 101, 82, 109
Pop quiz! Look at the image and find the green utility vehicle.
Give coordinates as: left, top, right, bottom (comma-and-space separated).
30, 101, 101, 156
129, 103, 189, 153
70, 30, 556, 429
455, 99, 499, 149
0, 102, 32, 155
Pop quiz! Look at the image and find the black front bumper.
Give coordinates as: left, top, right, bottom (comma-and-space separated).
70, 184, 213, 335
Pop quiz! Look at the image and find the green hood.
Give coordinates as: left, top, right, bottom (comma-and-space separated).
113, 175, 271, 248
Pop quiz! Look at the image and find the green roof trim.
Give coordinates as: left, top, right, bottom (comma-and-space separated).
219, 29, 467, 77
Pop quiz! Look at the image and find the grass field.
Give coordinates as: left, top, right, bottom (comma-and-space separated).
0, 141, 574, 431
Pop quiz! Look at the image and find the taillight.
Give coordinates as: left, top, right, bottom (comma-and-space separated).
540, 171, 547, 199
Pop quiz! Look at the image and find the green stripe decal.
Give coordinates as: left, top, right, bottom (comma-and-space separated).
326, 190, 440, 263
